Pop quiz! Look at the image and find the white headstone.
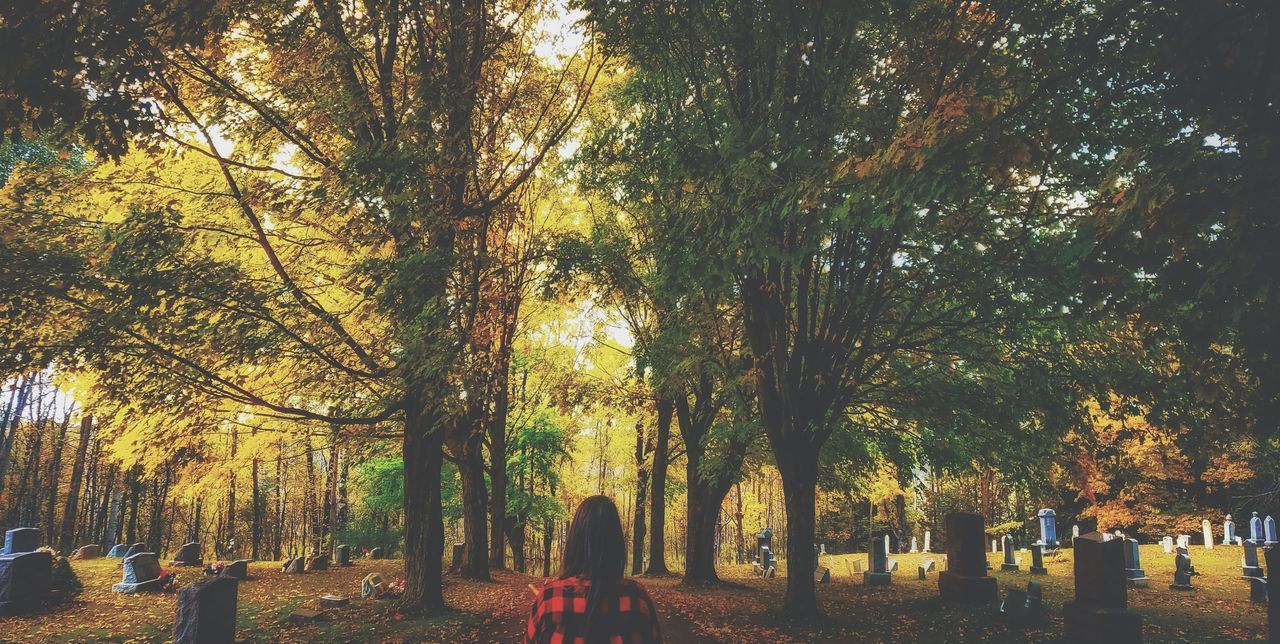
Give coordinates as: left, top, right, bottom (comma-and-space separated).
1237, 536, 1244, 546
1176, 534, 1190, 549
1162, 536, 1174, 553
923, 530, 931, 553
1201, 519, 1214, 550
1072, 524, 1080, 539
819, 543, 826, 555
992, 539, 998, 553
884, 534, 890, 555
909, 537, 918, 553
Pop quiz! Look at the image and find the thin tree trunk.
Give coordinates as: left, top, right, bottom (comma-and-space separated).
631, 420, 651, 575
59, 415, 93, 551
43, 409, 72, 544
645, 397, 673, 575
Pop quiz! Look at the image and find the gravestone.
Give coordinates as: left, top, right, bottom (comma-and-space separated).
369, 547, 385, 560
0, 550, 53, 615
1038, 509, 1059, 549
125, 542, 147, 558
756, 528, 773, 561
1249, 576, 1268, 604
1000, 580, 1044, 626
1176, 545, 1197, 574
1030, 544, 1048, 575
851, 558, 863, 574
1002, 535, 1019, 572
814, 565, 830, 584
1, 528, 39, 555
887, 558, 898, 572
173, 575, 237, 644
1244, 540, 1265, 578
1122, 538, 1149, 588
937, 512, 998, 603
306, 555, 329, 571
107, 543, 129, 558
1202, 520, 1214, 550
759, 545, 775, 576
223, 559, 250, 580
1266, 546, 1278, 643
1062, 532, 1142, 642
284, 556, 306, 574
910, 537, 918, 553
1162, 536, 1174, 554
923, 530, 931, 553
1266, 516, 1278, 546
918, 559, 936, 580
1251, 512, 1264, 542
71, 544, 102, 560
1224, 515, 1236, 546
992, 539, 999, 553
170, 541, 203, 566
1176, 535, 1190, 549
112, 553, 168, 593
450, 543, 464, 572
362, 573, 385, 599
1170, 548, 1195, 590
336, 544, 352, 566
288, 608, 328, 624
320, 595, 350, 608
864, 536, 892, 585
1072, 524, 1080, 540
884, 534, 891, 556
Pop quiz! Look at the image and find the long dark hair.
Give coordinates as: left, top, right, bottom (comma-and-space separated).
559, 495, 626, 638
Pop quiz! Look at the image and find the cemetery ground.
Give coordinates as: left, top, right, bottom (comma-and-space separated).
0, 545, 1270, 642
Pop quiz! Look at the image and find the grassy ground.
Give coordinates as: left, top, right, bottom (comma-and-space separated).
0, 544, 1270, 642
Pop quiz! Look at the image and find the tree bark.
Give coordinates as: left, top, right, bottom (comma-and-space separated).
43, 409, 72, 544
456, 429, 491, 580
631, 420, 651, 576
402, 399, 446, 611
777, 446, 820, 616
59, 415, 93, 551
645, 396, 673, 575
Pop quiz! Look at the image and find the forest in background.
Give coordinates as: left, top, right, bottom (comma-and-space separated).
1, 0, 1277, 618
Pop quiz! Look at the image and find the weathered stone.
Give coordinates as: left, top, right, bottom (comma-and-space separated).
0, 551, 53, 615
320, 594, 349, 608
305, 555, 329, 571
170, 541, 203, 566
814, 566, 830, 584
362, 573, 385, 599
1, 528, 39, 555
124, 542, 147, 558
918, 559, 936, 580
1062, 534, 1142, 643
450, 543, 464, 572
1123, 538, 1149, 588
107, 543, 129, 558
71, 544, 102, 560
369, 547, 385, 560
1223, 516, 1236, 546
1170, 550, 1196, 590
1244, 540, 1265, 578
223, 560, 251, 580
336, 544, 352, 566
1030, 544, 1047, 575
864, 536, 891, 585
1202, 519, 1214, 550
937, 512, 997, 603
1249, 576, 1268, 604
1002, 535, 1019, 571
173, 575, 237, 644
284, 556, 306, 574
1250, 512, 1264, 542
288, 608, 329, 624
1266, 516, 1278, 546
113, 552, 168, 593
1000, 580, 1044, 626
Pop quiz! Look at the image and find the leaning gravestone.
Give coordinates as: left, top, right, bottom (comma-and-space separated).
170, 541, 203, 567
1202, 520, 1214, 550
864, 535, 892, 585
285, 556, 306, 574
1, 528, 39, 555
107, 543, 129, 558
173, 575, 237, 644
71, 544, 102, 560
1030, 544, 1048, 575
918, 559, 936, 580
369, 547, 385, 560
814, 565, 830, 584
1170, 548, 1195, 590
124, 542, 147, 558
336, 544, 352, 566
223, 559, 251, 580
1002, 535, 1019, 571
938, 512, 997, 603
1000, 579, 1044, 626
1038, 509, 1059, 549
1123, 538, 1149, 588
1062, 532, 1142, 643
1266, 546, 1278, 644
0, 550, 53, 615
112, 553, 167, 593
1224, 515, 1236, 546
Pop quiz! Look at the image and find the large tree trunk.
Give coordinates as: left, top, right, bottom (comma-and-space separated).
327, 426, 340, 558
683, 479, 725, 584
506, 516, 527, 572
776, 446, 821, 616
541, 517, 554, 577
487, 380, 509, 570
59, 415, 93, 551
645, 397, 673, 575
456, 431, 491, 580
402, 400, 446, 611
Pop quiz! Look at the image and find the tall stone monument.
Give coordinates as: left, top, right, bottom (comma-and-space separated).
1223, 515, 1236, 546
938, 512, 997, 603
1201, 520, 1214, 550
174, 576, 238, 644
864, 535, 892, 585
1038, 509, 1059, 549
1122, 538, 1149, 588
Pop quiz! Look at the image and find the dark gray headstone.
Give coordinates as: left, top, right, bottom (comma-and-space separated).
112, 553, 166, 593
1, 528, 39, 555
336, 544, 352, 566
124, 542, 147, 558
0, 551, 53, 615
937, 512, 997, 603
1171, 551, 1195, 590
285, 556, 306, 574
1245, 540, 1265, 578
174, 575, 237, 644
1123, 538, 1148, 587
864, 536, 891, 585
1030, 544, 1047, 575
1001, 535, 1019, 571
1249, 576, 1268, 604
306, 555, 329, 571
1000, 580, 1043, 626
171, 542, 202, 566
369, 547, 385, 560
223, 560, 250, 579
450, 543, 464, 571
1063, 534, 1142, 641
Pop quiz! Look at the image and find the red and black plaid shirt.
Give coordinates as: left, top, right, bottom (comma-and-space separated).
525, 576, 662, 644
